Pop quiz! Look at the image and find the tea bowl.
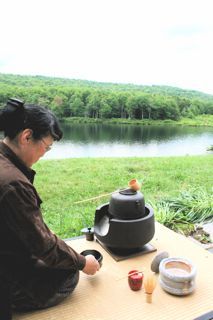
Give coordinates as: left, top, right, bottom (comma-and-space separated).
80, 249, 103, 267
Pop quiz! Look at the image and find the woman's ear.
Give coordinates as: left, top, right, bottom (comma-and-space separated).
19, 129, 33, 145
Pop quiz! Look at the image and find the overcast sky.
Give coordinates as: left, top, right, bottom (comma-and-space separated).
1, 0, 213, 94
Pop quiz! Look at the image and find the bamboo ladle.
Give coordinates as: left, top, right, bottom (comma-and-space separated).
73, 179, 142, 205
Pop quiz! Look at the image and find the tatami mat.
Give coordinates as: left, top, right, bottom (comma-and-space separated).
13, 222, 213, 320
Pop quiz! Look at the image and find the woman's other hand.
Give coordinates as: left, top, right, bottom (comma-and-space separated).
82, 254, 100, 275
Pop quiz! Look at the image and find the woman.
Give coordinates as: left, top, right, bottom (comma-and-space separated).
0, 98, 99, 320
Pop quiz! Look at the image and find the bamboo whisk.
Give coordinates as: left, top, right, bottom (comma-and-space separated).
144, 274, 157, 303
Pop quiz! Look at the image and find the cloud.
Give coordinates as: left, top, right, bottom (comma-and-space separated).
0, 0, 213, 94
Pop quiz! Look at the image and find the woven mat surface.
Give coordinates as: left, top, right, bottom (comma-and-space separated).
14, 222, 213, 320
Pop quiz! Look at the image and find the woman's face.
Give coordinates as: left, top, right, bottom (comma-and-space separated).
25, 135, 54, 167
14, 130, 54, 167
4, 130, 55, 168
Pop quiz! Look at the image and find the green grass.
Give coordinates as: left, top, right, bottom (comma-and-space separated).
63, 114, 213, 127
178, 115, 213, 127
153, 188, 213, 236
33, 155, 213, 239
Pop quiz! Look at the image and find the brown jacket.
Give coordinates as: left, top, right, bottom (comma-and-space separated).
0, 141, 86, 304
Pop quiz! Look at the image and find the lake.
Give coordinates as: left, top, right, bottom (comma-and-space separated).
43, 123, 213, 159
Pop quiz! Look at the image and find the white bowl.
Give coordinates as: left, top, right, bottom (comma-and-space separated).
159, 257, 196, 296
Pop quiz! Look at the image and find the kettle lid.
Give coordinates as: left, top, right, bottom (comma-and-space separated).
119, 188, 137, 196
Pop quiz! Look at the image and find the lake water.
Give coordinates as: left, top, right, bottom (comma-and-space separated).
43, 123, 213, 159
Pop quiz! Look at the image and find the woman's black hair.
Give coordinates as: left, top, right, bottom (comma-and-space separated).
0, 98, 63, 141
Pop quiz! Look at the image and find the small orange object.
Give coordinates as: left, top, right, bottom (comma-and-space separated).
128, 179, 141, 191
144, 273, 157, 303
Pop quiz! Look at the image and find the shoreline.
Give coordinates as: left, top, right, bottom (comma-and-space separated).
62, 114, 213, 127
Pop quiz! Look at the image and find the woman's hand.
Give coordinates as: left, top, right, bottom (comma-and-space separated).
82, 254, 100, 275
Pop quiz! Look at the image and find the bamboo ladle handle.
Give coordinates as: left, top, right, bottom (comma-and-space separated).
73, 191, 117, 204
73, 179, 141, 205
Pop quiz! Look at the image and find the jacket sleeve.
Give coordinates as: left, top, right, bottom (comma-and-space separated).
1, 181, 86, 271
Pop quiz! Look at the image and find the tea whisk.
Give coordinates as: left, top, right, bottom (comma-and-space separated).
144, 273, 157, 303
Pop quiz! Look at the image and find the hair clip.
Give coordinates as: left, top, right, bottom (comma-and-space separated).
7, 98, 25, 109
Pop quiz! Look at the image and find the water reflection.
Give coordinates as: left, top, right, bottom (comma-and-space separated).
43, 123, 213, 159
0, 123, 212, 158
62, 123, 208, 144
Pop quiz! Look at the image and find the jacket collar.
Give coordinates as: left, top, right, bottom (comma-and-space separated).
0, 141, 36, 183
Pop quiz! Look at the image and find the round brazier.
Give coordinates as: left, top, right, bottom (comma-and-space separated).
159, 257, 196, 296
94, 203, 155, 250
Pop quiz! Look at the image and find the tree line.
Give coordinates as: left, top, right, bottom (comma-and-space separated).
0, 73, 213, 120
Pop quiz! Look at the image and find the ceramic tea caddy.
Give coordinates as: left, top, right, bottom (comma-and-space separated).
128, 270, 143, 291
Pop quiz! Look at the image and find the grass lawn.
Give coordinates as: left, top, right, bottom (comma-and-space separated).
34, 155, 213, 239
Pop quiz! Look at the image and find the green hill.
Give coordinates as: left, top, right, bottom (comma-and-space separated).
0, 73, 213, 120
0, 72, 212, 100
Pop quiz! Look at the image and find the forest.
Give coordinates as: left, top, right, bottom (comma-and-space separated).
0, 73, 213, 120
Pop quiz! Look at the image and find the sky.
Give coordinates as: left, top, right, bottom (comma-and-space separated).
1, 0, 213, 94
